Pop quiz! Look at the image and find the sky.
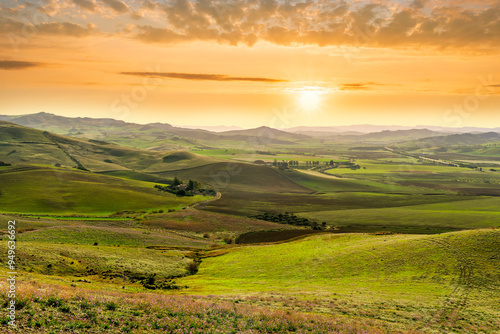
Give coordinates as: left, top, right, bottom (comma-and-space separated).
1, 0, 499, 128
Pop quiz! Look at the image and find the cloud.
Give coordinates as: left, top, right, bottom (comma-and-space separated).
0, 60, 43, 70
36, 22, 96, 37
73, 0, 97, 13
126, 0, 500, 52
101, 0, 129, 14
121, 71, 287, 83
0, 16, 96, 37
339, 82, 385, 91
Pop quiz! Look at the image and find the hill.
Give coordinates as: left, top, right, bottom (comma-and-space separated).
0, 121, 220, 173
179, 229, 500, 332
0, 165, 209, 214
400, 132, 500, 148
324, 129, 445, 144
218, 126, 310, 142
1, 113, 317, 149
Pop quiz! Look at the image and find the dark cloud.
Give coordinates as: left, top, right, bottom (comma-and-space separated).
0, 60, 43, 70
121, 71, 287, 83
101, 0, 129, 14
73, 0, 97, 12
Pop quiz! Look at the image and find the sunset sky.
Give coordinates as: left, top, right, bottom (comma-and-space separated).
1, 0, 499, 128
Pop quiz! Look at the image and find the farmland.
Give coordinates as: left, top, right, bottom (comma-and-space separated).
0, 118, 499, 333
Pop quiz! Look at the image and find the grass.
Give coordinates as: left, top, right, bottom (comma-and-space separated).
326, 159, 464, 175
140, 208, 292, 233
202, 190, 468, 217
298, 197, 500, 233
0, 166, 209, 215
16, 226, 210, 248
178, 229, 500, 333
155, 162, 312, 194
0, 240, 194, 281
0, 280, 396, 333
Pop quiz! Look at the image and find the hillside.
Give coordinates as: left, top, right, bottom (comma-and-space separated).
0, 166, 209, 214
0, 121, 220, 172
400, 132, 500, 147
325, 129, 445, 144
179, 229, 500, 332
218, 126, 310, 142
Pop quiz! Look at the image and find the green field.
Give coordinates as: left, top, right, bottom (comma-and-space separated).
0, 166, 209, 215
298, 197, 500, 233
1, 120, 500, 333
178, 230, 500, 333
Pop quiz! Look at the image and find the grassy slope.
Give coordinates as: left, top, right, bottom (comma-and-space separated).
155, 162, 312, 193
141, 208, 294, 233
179, 229, 500, 332
156, 162, 466, 217
0, 166, 208, 214
0, 122, 220, 173
299, 197, 500, 232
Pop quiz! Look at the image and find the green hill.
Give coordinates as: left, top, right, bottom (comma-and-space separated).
155, 161, 313, 193
0, 166, 209, 214
399, 132, 500, 148
0, 121, 220, 173
179, 229, 500, 332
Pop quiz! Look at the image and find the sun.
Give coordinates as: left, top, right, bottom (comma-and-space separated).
298, 89, 322, 112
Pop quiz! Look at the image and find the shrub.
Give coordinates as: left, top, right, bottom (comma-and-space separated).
46, 296, 62, 307
185, 261, 200, 274
59, 305, 71, 313
105, 301, 118, 311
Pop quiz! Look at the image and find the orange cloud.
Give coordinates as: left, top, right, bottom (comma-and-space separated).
0, 60, 44, 70
121, 71, 288, 83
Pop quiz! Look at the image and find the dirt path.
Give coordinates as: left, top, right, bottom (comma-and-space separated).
296, 169, 353, 180
188, 192, 222, 209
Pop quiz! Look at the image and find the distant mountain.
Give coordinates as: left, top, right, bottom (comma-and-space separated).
0, 113, 311, 149
0, 112, 132, 131
284, 125, 500, 134
353, 129, 444, 143
284, 125, 415, 134
313, 129, 446, 144
401, 132, 500, 147
219, 126, 309, 139
180, 125, 244, 132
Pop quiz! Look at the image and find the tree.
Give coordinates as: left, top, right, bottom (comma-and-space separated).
172, 177, 182, 186
187, 179, 200, 191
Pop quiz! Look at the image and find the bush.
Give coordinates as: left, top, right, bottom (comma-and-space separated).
105, 301, 118, 311
59, 305, 71, 313
185, 261, 200, 274
46, 296, 62, 307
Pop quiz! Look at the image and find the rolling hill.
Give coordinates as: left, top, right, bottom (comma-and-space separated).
0, 165, 208, 214
400, 132, 500, 147
0, 121, 221, 173
324, 129, 446, 144
179, 229, 500, 332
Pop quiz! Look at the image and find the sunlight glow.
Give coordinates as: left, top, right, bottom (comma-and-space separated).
285, 86, 335, 112
299, 89, 321, 111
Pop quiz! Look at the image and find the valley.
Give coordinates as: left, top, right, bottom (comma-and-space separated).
0, 114, 499, 333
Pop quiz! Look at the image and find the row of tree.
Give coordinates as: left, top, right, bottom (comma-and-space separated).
155, 177, 216, 197
252, 212, 327, 230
